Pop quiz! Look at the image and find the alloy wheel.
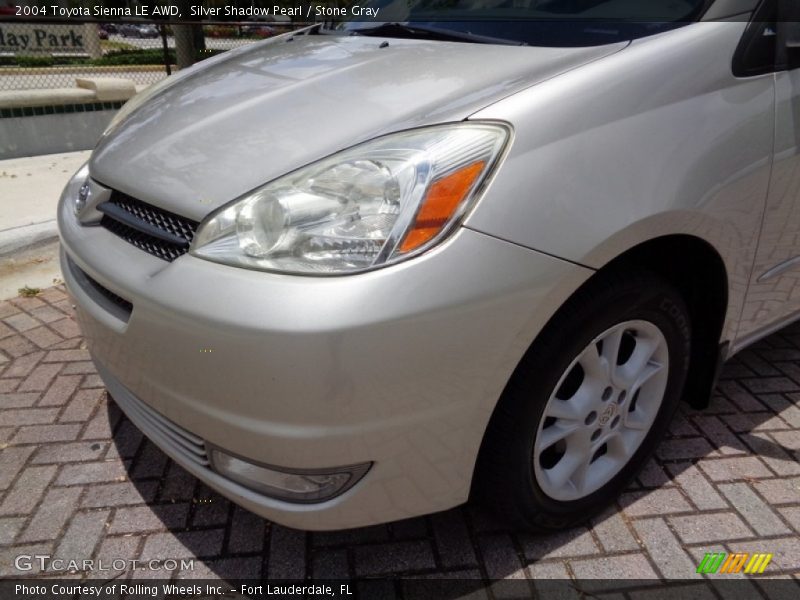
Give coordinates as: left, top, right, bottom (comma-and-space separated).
532, 320, 669, 501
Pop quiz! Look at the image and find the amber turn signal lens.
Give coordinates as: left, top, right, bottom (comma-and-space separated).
399, 161, 486, 253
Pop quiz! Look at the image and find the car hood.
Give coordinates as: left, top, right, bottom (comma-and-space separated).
90, 33, 626, 221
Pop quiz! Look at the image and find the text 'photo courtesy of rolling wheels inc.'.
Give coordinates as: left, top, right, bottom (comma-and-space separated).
1, 0, 800, 599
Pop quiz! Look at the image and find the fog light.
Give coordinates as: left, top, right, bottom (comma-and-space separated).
208, 448, 371, 503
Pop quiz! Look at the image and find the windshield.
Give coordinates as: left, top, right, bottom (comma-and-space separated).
336, 0, 711, 47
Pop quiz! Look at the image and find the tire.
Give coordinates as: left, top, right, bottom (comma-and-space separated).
474, 270, 691, 531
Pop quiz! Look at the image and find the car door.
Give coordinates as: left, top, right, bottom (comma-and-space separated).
736, 0, 800, 348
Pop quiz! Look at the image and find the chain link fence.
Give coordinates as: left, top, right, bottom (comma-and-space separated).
0, 20, 294, 91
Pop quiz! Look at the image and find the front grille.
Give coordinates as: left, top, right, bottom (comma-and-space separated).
98, 191, 199, 262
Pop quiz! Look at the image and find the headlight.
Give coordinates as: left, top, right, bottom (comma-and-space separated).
190, 123, 509, 275
61, 163, 90, 216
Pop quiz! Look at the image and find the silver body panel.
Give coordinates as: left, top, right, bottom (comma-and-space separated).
59, 193, 592, 528
736, 68, 800, 347
59, 14, 800, 528
90, 35, 625, 221
465, 21, 775, 345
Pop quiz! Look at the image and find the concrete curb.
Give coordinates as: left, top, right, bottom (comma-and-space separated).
0, 220, 59, 257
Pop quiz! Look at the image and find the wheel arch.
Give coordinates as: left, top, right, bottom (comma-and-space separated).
593, 234, 729, 409
470, 235, 729, 519
483, 230, 731, 451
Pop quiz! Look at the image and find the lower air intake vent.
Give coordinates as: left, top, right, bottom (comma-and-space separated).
65, 255, 133, 319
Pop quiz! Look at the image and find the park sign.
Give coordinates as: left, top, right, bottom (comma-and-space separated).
0, 23, 85, 55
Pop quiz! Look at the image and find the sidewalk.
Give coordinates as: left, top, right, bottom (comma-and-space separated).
0, 151, 90, 256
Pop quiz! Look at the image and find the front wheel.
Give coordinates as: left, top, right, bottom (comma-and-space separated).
475, 271, 691, 531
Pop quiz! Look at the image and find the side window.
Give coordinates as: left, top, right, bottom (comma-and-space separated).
733, 0, 777, 76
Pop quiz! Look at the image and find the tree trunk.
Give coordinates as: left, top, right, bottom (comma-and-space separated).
173, 0, 199, 69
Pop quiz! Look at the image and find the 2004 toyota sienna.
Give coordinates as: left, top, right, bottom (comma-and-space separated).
57, 0, 800, 531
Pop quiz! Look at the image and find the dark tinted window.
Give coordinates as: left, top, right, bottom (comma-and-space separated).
733, 0, 777, 76
339, 0, 710, 46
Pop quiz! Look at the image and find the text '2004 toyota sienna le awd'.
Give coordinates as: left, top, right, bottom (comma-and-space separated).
58, 0, 800, 531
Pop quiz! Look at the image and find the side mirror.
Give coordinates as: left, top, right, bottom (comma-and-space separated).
780, 0, 800, 37
778, 0, 800, 67
787, 22, 800, 50
779, 22, 800, 69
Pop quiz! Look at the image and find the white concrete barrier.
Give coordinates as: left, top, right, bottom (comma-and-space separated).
75, 77, 137, 102
0, 78, 143, 158
0, 77, 139, 108
0, 87, 96, 109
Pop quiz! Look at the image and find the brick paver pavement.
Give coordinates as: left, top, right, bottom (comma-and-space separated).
0, 286, 799, 583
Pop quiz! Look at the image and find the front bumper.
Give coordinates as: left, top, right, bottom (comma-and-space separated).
58, 189, 592, 530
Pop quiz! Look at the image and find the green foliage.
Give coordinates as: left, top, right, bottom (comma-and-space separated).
91, 48, 175, 66
18, 286, 41, 298
90, 48, 224, 66
205, 25, 238, 38
100, 40, 137, 52
14, 55, 55, 68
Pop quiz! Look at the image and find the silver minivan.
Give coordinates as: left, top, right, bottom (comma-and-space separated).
58, 0, 800, 531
